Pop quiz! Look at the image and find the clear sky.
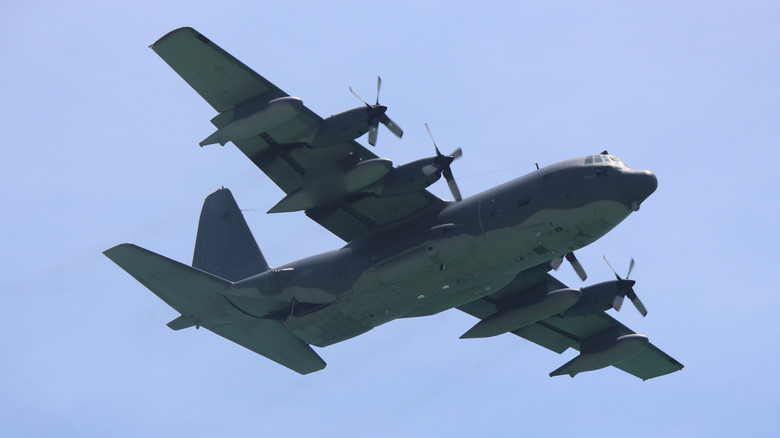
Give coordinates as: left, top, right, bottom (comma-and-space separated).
2, 1, 779, 436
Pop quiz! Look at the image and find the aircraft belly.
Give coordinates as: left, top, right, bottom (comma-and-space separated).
287, 201, 631, 347
339, 227, 485, 318
334, 199, 635, 326
480, 200, 631, 266
284, 303, 372, 347
574, 200, 630, 238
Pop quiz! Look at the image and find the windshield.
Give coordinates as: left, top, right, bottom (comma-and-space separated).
584, 154, 628, 169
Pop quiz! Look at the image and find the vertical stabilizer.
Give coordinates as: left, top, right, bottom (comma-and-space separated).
193, 188, 270, 280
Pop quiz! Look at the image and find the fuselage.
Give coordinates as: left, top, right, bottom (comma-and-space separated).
231, 154, 658, 347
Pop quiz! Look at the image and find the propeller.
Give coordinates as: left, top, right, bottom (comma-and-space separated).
349, 76, 403, 146
425, 123, 463, 201
603, 256, 647, 317
550, 252, 588, 281
566, 252, 588, 281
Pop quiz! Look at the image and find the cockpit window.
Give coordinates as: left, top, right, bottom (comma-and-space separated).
585, 154, 625, 167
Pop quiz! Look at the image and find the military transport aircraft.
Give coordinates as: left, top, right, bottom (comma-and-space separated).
104, 27, 683, 379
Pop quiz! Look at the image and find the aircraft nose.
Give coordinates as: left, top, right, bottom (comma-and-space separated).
619, 170, 657, 210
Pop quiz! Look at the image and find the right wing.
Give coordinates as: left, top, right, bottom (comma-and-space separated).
151, 27, 443, 242
458, 266, 683, 380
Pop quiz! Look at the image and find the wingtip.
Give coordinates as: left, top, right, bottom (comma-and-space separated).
103, 243, 134, 258
150, 27, 199, 49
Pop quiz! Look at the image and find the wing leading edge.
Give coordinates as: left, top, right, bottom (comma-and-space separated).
457, 268, 683, 380
151, 27, 443, 242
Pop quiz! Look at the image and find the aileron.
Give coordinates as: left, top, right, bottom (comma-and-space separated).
151, 27, 284, 112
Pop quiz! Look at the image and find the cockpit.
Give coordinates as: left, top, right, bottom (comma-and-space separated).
580, 153, 630, 180
584, 153, 630, 170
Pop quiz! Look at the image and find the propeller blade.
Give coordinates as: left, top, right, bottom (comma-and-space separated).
604, 256, 647, 316
349, 86, 370, 107
376, 76, 382, 105
368, 119, 379, 146
381, 114, 403, 138
349, 77, 403, 146
424, 123, 463, 201
626, 288, 648, 316
550, 256, 564, 271
443, 167, 462, 202
565, 252, 587, 281
612, 293, 625, 311
603, 255, 622, 281
425, 123, 440, 155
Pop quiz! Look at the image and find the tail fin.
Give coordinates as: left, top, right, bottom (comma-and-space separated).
193, 188, 269, 281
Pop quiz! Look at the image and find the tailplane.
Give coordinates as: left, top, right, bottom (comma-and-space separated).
193, 188, 269, 280
103, 188, 327, 374
103, 242, 326, 374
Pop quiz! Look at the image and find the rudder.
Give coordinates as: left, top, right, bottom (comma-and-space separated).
193, 188, 269, 280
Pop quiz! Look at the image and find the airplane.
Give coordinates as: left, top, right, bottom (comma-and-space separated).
104, 27, 683, 379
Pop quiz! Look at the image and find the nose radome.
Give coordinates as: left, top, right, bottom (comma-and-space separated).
620, 170, 658, 207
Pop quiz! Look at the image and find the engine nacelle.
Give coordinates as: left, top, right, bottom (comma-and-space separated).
549, 334, 649, 378
369, 157, 443, 197
309, 107, 371, 148
562, 280, 622, 317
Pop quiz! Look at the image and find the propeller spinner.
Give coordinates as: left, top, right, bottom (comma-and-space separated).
603, 256, 648, 316
349, 76, 403, 146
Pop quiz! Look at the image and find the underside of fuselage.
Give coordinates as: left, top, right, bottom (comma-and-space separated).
281, 155, 654, 347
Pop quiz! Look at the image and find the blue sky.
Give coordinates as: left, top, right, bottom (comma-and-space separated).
2, 1, 779, 436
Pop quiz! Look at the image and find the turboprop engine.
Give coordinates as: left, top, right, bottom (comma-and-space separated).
309, 76, 403, 148
563, 257, 648, 317
268, 132, 464, 213
374, 123, 463, 201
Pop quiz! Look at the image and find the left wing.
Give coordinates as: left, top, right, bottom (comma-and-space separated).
457, 266, 683, 380
151, 27, 442, 242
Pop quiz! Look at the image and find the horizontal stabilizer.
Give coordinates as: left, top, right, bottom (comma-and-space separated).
105, 243, 326, 374
210, 319, 327, 375
167, 315, 196, 331
104, 243, 230, 313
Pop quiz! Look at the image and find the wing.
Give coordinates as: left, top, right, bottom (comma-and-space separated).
457, 266, 683, 380
151, 27, 442, 242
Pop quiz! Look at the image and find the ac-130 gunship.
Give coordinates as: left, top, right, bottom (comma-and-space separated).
105, 27, 683, 379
